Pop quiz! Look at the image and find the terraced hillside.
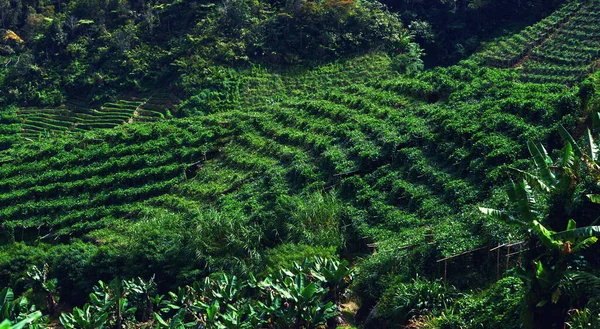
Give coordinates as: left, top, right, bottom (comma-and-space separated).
0, 54, 574, 265
16, 93, 179, 140
478, 0, 600, 85
4, 0, 600, 299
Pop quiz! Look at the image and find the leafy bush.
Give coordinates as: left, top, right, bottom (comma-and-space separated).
457, 277, 523, 329
55, 257, 353, 329
276, 191, 345, 249
260, 244, 338, 277
375, 277, 462, 326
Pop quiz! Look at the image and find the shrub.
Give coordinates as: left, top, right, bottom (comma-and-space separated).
275, 191, 345, 249
375, 277, 462, 327
457, 277, 523, 329
260, 243, 338, 277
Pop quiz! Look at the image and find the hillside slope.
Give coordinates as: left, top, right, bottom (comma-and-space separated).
478, 0, 600, 85
1, 0, 600, 324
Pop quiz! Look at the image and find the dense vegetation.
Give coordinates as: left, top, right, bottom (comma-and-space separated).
2, 0, 600, 328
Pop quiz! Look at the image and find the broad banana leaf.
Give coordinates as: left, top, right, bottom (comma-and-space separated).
527, 141, 555, 185
10, 311, 42, 329
508, 167, 550, 192
559, 142, 575, 170
0, 288, 14, 320
587, 129, 598, 161
558, 125, 584, 158
587, 194, 600, 204
551, 226, 600, 241
532, 220, 561, 250
507, 180, 537, 222
572, 237, 598, 253
478, 207, 520, 224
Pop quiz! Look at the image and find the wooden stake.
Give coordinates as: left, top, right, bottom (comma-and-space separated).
444, 260, 447, 284
506, 242, 511, 272
496, 244, 500, 279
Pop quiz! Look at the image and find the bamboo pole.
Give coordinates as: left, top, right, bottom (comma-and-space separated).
506, 241, 511, 272
444, 260, 448, 284
497, 244, 500, 279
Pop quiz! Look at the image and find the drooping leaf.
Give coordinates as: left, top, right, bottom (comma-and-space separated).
587, 129, 598, 161
558, 125, 583, 158
572, 237, 598, 253
478, 207, 520, 224
551, 289, 561, 304
153, 313, 169, 326
587, 194, 600, 204
567, 219, 577, 231
532, 220, 561, 250
11, 311, 42, 329
551, 226, 600, 241
508, 167, 550, 192
559, 142, 575, 169
527, 141, 555, 185
507, 180, 536, 222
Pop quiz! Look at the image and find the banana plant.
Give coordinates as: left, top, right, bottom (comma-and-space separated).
480, 126, 600, 328
219, 304, 264, 329
310, 257, 353, 327
500, 125, 600, 231
26, 264, 58, 314
259, 270, 336, 328
0, 311, 42, 329
0, 288, 42, 329
311, 257, 353, 304
60, 304, 109, 329
123, 277, 157, 322
60, 278, 139, 329
153, 309, 197, 329
204, 273, 245, 304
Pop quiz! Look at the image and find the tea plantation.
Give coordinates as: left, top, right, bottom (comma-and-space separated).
1, 0, 600, 328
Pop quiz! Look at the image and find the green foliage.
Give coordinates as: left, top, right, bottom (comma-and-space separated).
60, 277, 155, 329
480, 130, 600, 328
261, 244, 338, 277
0, 287, 44, 328
2, 3, 600, 328
391, 43, 425, 77
375, 277, 462, 326
566, 304, 600, 329
55, 257, 352, 328
457, 277, 523, 329
0, 0, 413, 106
277, 191, 345, 248
0, 312, 43, 329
